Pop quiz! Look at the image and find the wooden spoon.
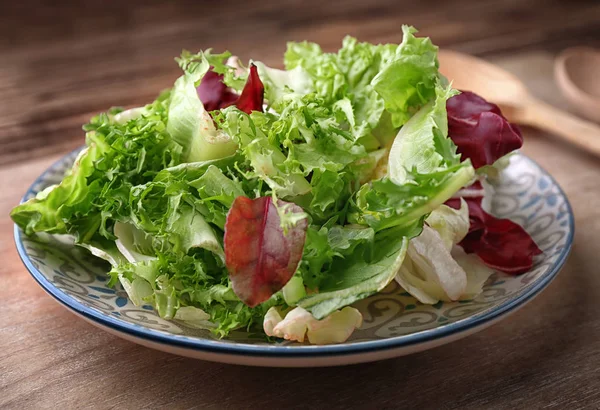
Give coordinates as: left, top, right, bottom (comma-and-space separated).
555, 47, 600, 123
438, 49, 600, 157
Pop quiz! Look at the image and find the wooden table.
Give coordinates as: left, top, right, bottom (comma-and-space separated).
1, 1, 599, 408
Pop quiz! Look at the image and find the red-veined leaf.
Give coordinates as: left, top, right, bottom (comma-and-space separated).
224, 196, 308, 307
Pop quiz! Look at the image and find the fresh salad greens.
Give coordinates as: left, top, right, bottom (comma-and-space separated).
11, 26, 540, 344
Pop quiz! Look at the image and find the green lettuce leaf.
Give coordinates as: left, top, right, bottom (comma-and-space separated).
348, 84, 475, 232
168, 51, 237, 162
254, 62, 312, 107
114, 222, 156, 263
173, 306, 215, 330
327, 224, 375, 256
298, 230, 410, 319
283, 28, 441, 145
372, 26, 440, 127
283, 37, 386, 144
11, 145, 106, 237
218, 107, 311, 198
299, 225, 337, 289
349, 163, 474, 232
282, 275, 307, 306
299, 223, 376, 291
77, 237, 127, 267
387, 85, 460, 185
191, 165, 245, 206
166, 206, 224, 260
128, 177, 225, 260
11, 92, 181, 242
284, 41, 346, 102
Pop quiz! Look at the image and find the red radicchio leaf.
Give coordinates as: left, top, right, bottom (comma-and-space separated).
197, 70, 239, 112
447, 91, 523, 169
224, 196, 308, 307
197, 64, 264, 114
234, 64, 265, 114
446, 183, 542, 275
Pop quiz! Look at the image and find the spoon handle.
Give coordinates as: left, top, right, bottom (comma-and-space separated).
521, 98, 600, 156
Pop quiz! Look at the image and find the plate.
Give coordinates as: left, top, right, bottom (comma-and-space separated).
14, 150, 574, 367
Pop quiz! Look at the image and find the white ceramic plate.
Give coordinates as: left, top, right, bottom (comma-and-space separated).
15, 150, 573, 367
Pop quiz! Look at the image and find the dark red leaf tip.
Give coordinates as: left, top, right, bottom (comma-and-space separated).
197, 63, 264, 115
234, 64, 265, 114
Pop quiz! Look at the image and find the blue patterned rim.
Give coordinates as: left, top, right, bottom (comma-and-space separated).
14, 149, 574, 358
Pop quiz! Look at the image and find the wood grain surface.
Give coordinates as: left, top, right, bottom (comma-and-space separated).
1, 1, 600, 409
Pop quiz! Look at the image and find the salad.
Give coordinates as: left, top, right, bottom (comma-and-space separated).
11, 26, 541, 344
